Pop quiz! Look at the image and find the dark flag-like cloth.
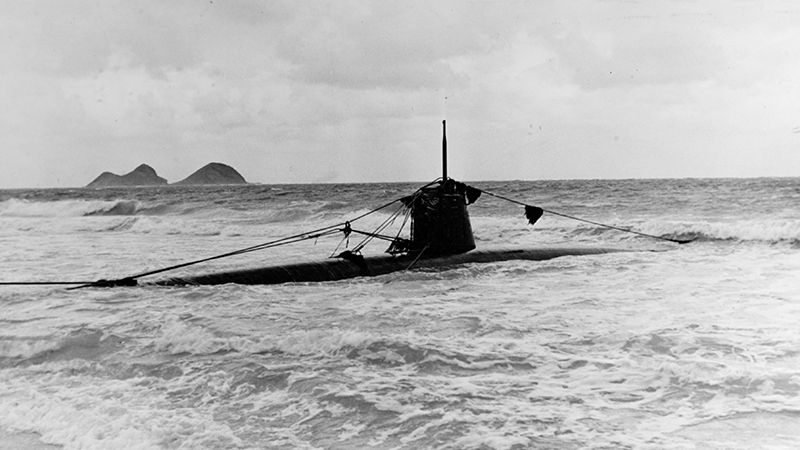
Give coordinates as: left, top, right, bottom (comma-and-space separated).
525, 205, 544, 226
454, 182, 482, 205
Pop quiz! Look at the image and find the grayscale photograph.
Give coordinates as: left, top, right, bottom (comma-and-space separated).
1, 1, 799, 449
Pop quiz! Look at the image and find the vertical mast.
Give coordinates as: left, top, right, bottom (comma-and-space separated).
405, 119, 475, 256
442, 120, 447, 182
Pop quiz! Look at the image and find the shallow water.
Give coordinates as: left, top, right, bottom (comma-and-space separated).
1, 178, 799, 449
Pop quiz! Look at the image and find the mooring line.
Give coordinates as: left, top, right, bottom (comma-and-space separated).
2, 186, 418, 289
476, 187, 694, 245
0, 281, 96, 286
63, 193, 414, 289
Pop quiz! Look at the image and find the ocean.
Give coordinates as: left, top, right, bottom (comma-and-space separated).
1, 178, 799, 450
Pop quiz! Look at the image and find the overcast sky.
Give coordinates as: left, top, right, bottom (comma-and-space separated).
2, 1, 799, 188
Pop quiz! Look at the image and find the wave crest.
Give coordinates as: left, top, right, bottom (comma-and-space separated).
0, 198, 144, 217
640, 219, 800, 246
0, 329, 125, 366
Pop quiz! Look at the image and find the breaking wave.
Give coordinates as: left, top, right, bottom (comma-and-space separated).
149, 323, 535, 374
473, 214, 800, 248
638, 219, 800, 246
0, 198, 145, 217
0, 329, 125, 367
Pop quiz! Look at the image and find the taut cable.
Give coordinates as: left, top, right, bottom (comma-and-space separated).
476, 187, 694, 245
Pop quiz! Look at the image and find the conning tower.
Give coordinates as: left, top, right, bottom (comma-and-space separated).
405, 120, 476, 256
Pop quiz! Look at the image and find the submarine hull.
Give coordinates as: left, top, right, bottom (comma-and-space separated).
152, 246, 627, 286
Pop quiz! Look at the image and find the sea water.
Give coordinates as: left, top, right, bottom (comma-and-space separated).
1, 178, 799, 450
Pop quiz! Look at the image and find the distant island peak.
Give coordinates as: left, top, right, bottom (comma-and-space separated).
85, 163, 248, 188
174, 162, 248, 186
86, 164, 168, 188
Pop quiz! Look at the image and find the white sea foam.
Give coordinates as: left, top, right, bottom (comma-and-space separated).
2, 179, 800, 449
0, 199, 142, 217
153, 318, 241, 355
0, 337, 61, 359
266, 328, 377, 356
0, 369, 240, 450
639, 218, 800, 244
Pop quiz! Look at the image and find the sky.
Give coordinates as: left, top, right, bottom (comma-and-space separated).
1, 0, 799, 188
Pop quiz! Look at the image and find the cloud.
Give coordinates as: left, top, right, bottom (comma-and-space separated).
272, 2, 481, 91
0, 2, 201, 79
2, 0, 800, 188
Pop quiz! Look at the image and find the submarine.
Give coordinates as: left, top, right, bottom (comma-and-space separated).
62, 120, 688, 289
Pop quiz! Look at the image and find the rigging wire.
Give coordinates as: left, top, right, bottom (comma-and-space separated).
63, 193, 414, 289
2, 184, 428, 288
0, 281, 96, 286
352, 205, 407, 253
1, 177, 687, 288
475, 187, 694, 245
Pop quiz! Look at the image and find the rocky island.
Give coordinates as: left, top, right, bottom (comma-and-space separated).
85, 163, 247, 187
173, 163, 248, 185
86, 164, 168, 188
